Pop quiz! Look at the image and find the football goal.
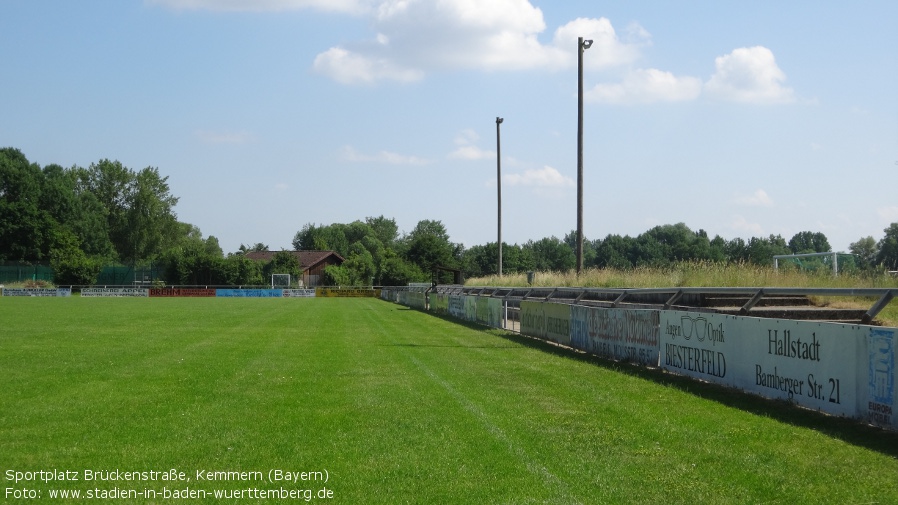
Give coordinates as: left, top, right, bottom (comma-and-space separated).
271, 274, 291, 289
773, 252, 853, 275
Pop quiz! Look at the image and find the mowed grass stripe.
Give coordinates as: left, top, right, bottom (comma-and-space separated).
1, 297, 897, 504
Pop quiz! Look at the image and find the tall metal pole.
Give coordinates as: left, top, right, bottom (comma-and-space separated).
496, 117, 503, 277
577, 37, 592, 275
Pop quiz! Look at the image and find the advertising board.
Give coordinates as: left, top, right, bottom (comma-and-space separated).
660, 311, 861, 418
1, 288, 71, 297
315, 288, 380, 298
215, 289, 283, 297
149, 288, 215, 297
283, 289, 316, 298
521, 301, 571, 345
867, 327, 896, 429
81, 288, 149, 297
570, 305, 659, 365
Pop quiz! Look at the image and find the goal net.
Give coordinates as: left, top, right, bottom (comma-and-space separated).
271, 274, 291, 289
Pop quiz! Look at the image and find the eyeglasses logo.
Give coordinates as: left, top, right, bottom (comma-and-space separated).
680, 315, 708, 342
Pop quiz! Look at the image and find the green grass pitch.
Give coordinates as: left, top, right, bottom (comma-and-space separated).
2, 297, 898, 504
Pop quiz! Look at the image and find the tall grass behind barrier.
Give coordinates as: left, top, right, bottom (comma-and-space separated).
466, 262, 898, 326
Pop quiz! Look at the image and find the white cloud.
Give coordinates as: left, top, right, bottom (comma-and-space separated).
704, 46, 795, 104
552, 17, 648, 70
586, 68, 702, 104
450, 146, 495, 161
734, 189, 774, 207
340, 145, 431, 165
448, 129, 495, 160
313, 47, 423, 85
156, 0, 797, 109
311, 1, 647, 84
454, 129, 480, 145
504, 165, 573, 188
730, 215, 764, 235
146, 0, 372, 14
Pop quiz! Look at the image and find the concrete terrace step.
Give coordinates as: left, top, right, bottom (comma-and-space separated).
712, 306, 868, 323
701, 294, 813, 308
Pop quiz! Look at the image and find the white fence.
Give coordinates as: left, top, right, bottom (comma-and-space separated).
380, 286, 897, 431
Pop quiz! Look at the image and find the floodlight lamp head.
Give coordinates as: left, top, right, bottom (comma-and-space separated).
496, 117, 504, 124
582, 39, 594, 49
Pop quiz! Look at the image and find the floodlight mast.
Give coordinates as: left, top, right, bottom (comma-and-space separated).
496, 116, 504, 277
577, 37, 592, 275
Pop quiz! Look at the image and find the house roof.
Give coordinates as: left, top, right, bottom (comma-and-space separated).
244, 250, 345, 270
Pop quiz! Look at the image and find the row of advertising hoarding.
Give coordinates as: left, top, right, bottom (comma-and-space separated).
1, 287, 382, 298
381, 289, 897, 431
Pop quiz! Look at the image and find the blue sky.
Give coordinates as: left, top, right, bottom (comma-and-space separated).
3, 1, 896, 254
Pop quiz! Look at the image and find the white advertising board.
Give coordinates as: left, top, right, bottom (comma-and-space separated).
81, 288, 149, 297
2, 288, 71, 297
282, 289, 316, 298
661, 311, 861, 418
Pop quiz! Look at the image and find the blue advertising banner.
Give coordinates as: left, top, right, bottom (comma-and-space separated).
216, 289, 283, 297
570, 305, 659, 366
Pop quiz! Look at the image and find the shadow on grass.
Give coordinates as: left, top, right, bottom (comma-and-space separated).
488, 327, 898, 459
388, 303, 898, 456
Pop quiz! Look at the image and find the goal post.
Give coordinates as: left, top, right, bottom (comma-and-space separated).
271, 274, 291, 289
773, 252, 851, 275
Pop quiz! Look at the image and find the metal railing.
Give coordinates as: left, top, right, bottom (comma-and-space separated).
427, 285, 898, 325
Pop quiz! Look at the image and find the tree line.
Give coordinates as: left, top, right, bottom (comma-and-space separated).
472, 226, 896, 278
0, 147, 233, 285
3, 147, 897, 286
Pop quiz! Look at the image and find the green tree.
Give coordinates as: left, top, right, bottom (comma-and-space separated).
222, 253, 264, 285
876, 223, 898, 271
82, 160, 179, 263
746, 234, 791, 266
594, 234, 635, 269
379, 253, 426, 286
238, 243, 269, 254
563, 230, 596, 268
50, 230, 101, 285
71, 169, 116, 259
402, 219, 458, 275
725, 237, 749, 263
122, 166, 179, 263
293, 223, 349, 254
524, 236, 575, 272
849, 236, 878, 270
0, 148, 49, 261
788, 231, 831, 254
709, 235, 728, 262
342, 244, 376, 285
366, 215, 398, 248
84, 159, 132, 259
263, 251, 302, 283
637, 223, 711, 264
158, 224, 226, 285
322, 264, 352, 286
461, 243, 495, 278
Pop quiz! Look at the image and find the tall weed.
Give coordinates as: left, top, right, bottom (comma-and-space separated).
466, 262, 898, 326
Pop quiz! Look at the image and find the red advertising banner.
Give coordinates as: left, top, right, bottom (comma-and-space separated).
149, 288, 216, 297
